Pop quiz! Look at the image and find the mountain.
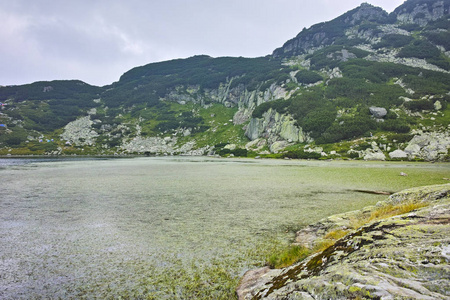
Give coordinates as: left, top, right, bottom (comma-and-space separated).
1, 0, 449, 161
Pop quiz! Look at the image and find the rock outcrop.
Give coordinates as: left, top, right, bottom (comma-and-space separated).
237, 184, 450, 299
61, 116, 99, 146
272, 3, 388, 57
244, 108, 310, 152
404, 131, 450, 161
394, 0, 449, 26
369, 106, 387, 119
120, 136, 210, 155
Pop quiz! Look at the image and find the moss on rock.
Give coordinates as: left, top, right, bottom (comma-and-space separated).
237, 184, 450, 299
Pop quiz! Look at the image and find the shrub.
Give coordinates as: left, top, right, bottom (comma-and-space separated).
301, 109, 336, 138
373, 34, 414, 49
0, 130, 28, 146
231, 148, 248, 157
424, 31, 450, 51
388, 133, 413, 143
318, 112, 377, 144
379, 119, 410, 133
426, 57, 450, 71
283, 150, 321, 159
216, 147, 248, 157
295, 70, 323, 84
252, 99, 291, 118
398, 39, 441, 59
404, 99, 434, 111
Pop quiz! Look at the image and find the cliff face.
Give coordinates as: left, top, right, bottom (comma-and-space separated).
395, 0, 450, 26
244, 108, 310, 151
273, 0, 450, 58
237, 184, 450, 299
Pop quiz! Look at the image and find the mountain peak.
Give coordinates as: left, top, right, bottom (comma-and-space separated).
393, 0, 450, 26
272, 3, 388, 58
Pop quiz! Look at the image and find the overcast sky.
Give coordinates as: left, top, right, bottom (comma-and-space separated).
1, 0, 405, 87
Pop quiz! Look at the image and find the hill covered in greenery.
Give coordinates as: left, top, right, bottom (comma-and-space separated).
0, 0, 449, 161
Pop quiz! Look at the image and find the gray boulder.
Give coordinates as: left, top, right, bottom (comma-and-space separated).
369, 106, 387, 118
363, 148, 386, 161
389, 149, 408, 159
404, 132, 450, 161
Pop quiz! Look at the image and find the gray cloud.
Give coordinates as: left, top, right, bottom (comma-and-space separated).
0, 0, 404, 87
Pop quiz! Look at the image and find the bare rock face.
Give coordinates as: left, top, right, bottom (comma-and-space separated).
61, 116, 98, 146
237, 184, 450, 300
395, 0, 449, 26
404, 131, 450, 161
273, 3, 387, 57
244, 108, 309, 152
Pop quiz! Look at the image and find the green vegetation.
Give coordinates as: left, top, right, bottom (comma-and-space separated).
252, 99, 290, 118
295, 70, 323, 84
424, 31, 450, 51
275, 4, 387, 57
283, 149, 322, 159
0, 81, 101, 133
267, 245, 311, 269
102, 55, 289, 108
398, 39, 441, 59
307, 46, 370, 70
267, 198, 431, 270
1, 0, 449, 159
350, 200, 429, 229
373, 34, 414, 49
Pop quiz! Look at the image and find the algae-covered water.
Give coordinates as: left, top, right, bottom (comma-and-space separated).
0, 157, 449, 299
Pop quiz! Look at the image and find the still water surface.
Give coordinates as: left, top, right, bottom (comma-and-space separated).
0, 157, 448, 298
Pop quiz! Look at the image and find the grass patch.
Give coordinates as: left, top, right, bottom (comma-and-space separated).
323, 228, 350, 241
267, 200, 429, 269
267, 245, 311, 269
350, 201, 429, 229
267, 229, 351, 269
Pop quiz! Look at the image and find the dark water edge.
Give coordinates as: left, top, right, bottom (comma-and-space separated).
0, 156, 130, 168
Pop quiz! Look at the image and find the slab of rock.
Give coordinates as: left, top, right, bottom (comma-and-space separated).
389, 149, 408, 159
237, 184, 450, 300
363, 150, 386, 161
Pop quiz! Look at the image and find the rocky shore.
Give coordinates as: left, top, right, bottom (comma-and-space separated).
237, 184, 450, 299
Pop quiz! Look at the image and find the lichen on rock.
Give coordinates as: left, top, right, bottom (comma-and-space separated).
237, 184, 450, 299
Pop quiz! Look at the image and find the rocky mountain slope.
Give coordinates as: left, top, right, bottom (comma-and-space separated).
0, 0, 449, 160
237, 183, 450, 299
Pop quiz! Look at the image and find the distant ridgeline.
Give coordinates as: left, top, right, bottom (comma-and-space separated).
1, 0, 450, 160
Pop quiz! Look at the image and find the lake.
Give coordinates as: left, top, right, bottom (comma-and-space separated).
0, 157, 449, 299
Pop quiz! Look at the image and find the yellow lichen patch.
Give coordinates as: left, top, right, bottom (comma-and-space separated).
312, 239, 337, 253
370, 201, 428, 221
350, 201, 429, 230
324, 229, 351, 241
268, 201, 430, 269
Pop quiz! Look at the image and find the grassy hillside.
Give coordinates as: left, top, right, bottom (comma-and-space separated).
0, 0, 449, 160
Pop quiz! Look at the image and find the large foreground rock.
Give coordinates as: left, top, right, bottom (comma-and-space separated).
237, 184, 450, 299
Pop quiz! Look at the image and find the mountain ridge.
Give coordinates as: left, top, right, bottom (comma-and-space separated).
0, 0, 449, 160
